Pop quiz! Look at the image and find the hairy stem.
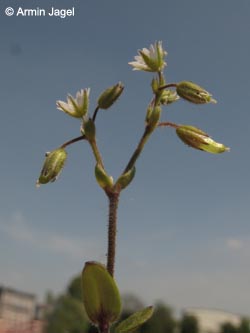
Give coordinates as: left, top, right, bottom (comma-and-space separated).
107, 191, 120, 276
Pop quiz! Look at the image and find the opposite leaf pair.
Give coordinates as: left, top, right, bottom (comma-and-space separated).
82, 261, 153, 333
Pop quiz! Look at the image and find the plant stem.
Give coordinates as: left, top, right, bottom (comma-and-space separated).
107, 191, 120, 276
60, 135, 85, 149
92, 106, 100, 123
158, 83, 177, 90
123, 127, 152, 174
89, 139, 105, 169
158, 121, 178, 128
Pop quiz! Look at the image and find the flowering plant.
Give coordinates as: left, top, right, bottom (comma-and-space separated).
37, 41, 228, 333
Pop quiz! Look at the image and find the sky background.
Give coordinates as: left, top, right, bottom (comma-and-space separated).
0, 0, 250, 317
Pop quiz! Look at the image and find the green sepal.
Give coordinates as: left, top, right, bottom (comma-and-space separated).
95, 163, 113, 190
176, 125, 230, 154
115, 306, 154, 333
151, 77, 159, 94
81, 261, 122, 326
160, 90, 179, 105
139, 50, 159, 72
84, 118, 96, 141
98, 82, 124, 110
147, 106, 161, 131
115, 167, 136, 190
36, 148, 67, 187
176, 81, 217, 104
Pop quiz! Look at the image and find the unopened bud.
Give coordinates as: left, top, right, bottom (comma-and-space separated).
98, 82, 124, 110
160, 90, 180, 105
82, 261, 121, 327
176, 81, 217, 104
151, 77, 159, 94
176, 125, 229, 154
115, 167, 136, 191
146, 106, 161, 131
95, 164, 113, 190
83, 118, 96, 141
36, 148, 67, 187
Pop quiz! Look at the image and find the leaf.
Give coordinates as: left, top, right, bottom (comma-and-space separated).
82, 261, 121, 325
115, 306, 154, 333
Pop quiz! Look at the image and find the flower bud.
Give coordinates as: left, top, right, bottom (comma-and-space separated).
83, 118, 96, 141
82, 262, 121, 327
151, 77, 159, 94
160, 90, 179, 105
146, 106, 161, 131
36, 148, 67, 187
98, 82, 124, 110
95, 164, 113, 190
176, 81, 217, 104
176, 125, 230, 154
115, 167, 136, 191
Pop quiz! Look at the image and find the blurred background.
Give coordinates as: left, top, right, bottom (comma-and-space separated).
0, 0, 250, 332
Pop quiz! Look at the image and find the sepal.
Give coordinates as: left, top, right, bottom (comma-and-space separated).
176, 81, 217, 104
176, 125, 229, 154
36, 148, 67, 187
98, 82, 124, 110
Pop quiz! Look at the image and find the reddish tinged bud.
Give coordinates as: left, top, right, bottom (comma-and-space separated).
176, 125, 229, 154
176, 81, 217, 104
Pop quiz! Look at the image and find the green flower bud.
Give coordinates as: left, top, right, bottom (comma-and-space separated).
160, 90, 180, 105
115, 167, 136, 191
146, 106, 161, 131
151, 77, 159, 94
176, 81, 217, 104
98, 82, 124, 110
82, 261, 121, 327
83, 118, 96, 141
36, 148, 67, 187
176, 125, 230, 154
115, 306, 154, 333
95, 163, 113, 190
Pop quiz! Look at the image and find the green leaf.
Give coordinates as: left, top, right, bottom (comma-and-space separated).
82, 261, 121, 326
115, 167, 136, 190
115, 306, 154, 333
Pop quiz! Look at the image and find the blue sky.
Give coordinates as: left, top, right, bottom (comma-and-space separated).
0, 0, 250, 316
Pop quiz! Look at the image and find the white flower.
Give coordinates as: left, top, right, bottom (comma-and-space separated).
56, 88, 90, 118
129, 41, 167, 72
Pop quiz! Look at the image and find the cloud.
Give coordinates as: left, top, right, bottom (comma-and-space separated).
226, 238, 244, 250
0, 212, 104, 261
